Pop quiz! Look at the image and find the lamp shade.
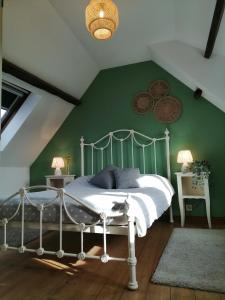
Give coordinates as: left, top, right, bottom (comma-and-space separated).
51, 157, 65, 169
85, 0, 119, 40
177, 150, 193, 164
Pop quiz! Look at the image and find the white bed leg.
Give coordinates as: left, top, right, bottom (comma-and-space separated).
127, 215, 138, 290
169, 205, 174, 223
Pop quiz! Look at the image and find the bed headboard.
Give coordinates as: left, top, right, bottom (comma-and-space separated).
80, 129, 171, 180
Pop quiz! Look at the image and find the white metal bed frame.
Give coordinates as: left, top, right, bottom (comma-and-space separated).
0, 129, 173, 290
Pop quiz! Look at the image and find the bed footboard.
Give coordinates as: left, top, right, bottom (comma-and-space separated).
0, 186, 138, 290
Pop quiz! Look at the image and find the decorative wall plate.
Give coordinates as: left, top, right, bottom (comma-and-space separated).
149, 80, 169, 100
133, 92, 154, 114
154, 96, 181, 123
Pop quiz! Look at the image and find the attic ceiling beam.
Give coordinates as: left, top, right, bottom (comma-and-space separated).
2, 59, 81, 106
204, 0, 225, 59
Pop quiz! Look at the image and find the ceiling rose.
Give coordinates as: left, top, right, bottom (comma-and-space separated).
85, 0, 119, 40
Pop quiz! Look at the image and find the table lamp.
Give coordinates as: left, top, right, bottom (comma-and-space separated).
177, 150, 193, 173
51, 157, 65, 176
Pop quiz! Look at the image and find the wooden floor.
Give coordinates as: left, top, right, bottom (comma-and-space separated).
0, 221, 225, 300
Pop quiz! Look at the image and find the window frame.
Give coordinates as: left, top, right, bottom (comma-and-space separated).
1, 81, 30, 132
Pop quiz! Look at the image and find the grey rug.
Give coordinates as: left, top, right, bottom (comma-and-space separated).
0, 228, 41, 247
152, 228, 225, 293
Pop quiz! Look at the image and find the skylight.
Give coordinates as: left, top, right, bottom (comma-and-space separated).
1, 108, 7, 119
1, 81, 30, 131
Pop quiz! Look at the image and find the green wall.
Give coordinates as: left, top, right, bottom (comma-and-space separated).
30, 61, 225, 218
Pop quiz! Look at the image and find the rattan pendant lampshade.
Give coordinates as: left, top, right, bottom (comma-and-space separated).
85, 0, 119, 40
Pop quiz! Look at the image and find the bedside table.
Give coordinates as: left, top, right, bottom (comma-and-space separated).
175, 172, 211, 228
45, 175, 75, 188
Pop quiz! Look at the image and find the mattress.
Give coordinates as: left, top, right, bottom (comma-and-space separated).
0, 175, 174, 237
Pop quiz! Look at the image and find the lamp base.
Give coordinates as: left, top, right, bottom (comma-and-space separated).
54, 168, 62, 176
181, 163, 190, 173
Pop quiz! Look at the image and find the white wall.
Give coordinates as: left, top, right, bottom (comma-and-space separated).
0, 167, 29, 198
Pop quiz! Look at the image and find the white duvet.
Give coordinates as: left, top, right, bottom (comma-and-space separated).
65, 175, 174, 237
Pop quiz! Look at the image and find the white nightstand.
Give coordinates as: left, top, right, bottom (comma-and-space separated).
45, 175, 75, 188
175, 172, 211, 228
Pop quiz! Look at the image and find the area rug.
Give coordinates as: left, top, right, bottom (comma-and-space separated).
0, 228, 41, 247
152, 228, 225, 293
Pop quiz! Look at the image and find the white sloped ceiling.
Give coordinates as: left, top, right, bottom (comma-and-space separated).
149, 40, 225, 113
49, 0, 225, 112
49, 0, 176, 69
3, 0, 99, 99
3, 0, 225, 105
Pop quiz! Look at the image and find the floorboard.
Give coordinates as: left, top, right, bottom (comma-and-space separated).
171, 287, 195, 300
195, 290, 222, 300
145, 284, 170, 300
0, 221, 224, 300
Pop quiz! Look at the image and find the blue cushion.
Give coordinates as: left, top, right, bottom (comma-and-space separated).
89, 165, 118, 189
113, 168, 140, 189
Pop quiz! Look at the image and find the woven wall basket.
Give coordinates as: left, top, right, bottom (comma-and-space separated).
149, 80, 169, 100
133, 92, 154, 114
154, 96, 182, 123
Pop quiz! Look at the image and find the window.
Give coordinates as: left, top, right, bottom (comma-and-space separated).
1, 108, 7, 119
1, 81, 30, 131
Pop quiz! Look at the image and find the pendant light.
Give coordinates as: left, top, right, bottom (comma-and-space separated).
85, 0, 119, 40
